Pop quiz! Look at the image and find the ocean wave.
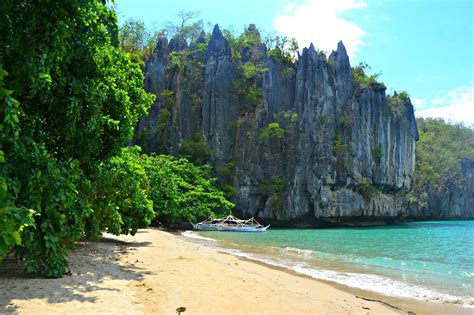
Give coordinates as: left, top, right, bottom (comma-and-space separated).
214, 245, 474, 309
282, 247, 315, 257
181, 231, 217, 242
290, 264, 474, 308
279, 246, 472, 282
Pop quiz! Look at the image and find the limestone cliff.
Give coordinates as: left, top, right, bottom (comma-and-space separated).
134, 24, 424, 222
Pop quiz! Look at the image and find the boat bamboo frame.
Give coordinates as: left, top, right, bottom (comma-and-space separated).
192, 214, 269, 232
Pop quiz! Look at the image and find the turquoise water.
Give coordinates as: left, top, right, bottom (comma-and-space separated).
183, 220, 474, 307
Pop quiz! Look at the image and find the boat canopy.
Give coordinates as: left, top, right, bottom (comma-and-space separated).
201, 214, 264, 226
192, 213, 269, 232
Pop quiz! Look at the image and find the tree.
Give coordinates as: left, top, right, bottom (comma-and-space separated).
119, 18, 148, 55
143, 154, 234, 223
166, 11, 204, 43
1, 0, 154, 167
119, 18, 163, 62
87, 147, 155, 240
0, 0, 154, 277
0, 62, 36, 263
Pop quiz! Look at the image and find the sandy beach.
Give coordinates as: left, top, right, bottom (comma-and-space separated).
0, 228, 470, 314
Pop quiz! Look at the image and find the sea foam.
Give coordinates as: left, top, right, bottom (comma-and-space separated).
182, 231, 474, 309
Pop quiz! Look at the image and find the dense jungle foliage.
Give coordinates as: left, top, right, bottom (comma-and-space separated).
0, 1, 232, 277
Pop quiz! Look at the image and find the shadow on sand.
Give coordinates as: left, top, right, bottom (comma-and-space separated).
0, 231, 154, 313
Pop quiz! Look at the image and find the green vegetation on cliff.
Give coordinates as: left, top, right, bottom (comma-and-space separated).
409, 118, 474, 211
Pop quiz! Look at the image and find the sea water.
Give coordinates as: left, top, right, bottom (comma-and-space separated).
182, 220, 474, 308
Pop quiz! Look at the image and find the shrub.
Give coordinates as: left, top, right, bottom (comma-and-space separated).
340, 113, 352, 128
357, 183, 379, 201
259, 122, 285, 141
7, 138, 93, 277
143, 154, 234, 223
352, 62, 385, 90
373, 146, 383, 163
387, 91, 410, 117
179, 133, 212, 165
259, 176, 286, 211
87, 147, 154, 240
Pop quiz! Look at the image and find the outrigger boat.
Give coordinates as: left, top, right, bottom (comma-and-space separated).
192, 214, 269, 232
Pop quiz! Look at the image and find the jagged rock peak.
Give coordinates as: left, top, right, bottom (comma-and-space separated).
329, 41, 349, 61
337, 41, 348, 58
247, 24, 260, 37
328, 40, 351, 79
197, 30, 207, 43
154, 37, 169, 59
168, 37, 187, 52
306, 43, 320, 63
206, 24, 231, 59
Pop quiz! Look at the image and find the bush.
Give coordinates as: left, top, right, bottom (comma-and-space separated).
259, 176, 286, 211
259, 122, 285, 141
357, 183, 379, 201
87, 147, 154, 239
352, 62, 385, 90
143, 154, 234, 223
373, 146, 383, 163
6, 138, 93, 277
180, 133, 212, 164
387, 91, 411, 117
0, 64, 36, 262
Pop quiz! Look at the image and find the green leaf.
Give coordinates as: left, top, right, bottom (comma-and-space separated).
11, 231, 21, 245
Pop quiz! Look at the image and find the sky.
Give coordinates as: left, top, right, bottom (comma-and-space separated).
114, 0, 474, 126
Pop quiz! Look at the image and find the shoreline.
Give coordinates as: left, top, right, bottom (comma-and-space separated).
0, 228, 470, 314
180, 230, 473, 315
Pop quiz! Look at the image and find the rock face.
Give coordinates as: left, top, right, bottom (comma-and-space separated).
134, 24, 427, 223
408, 157, 474, 218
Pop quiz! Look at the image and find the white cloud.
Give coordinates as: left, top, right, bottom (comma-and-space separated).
411, 97, 425, 108
273, 0, 367, 57
431, 96, 445, 105
415, 85, 474, 127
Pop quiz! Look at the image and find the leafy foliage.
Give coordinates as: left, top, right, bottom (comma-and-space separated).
352, 62, 385, 90
142, 154, 234, 223
0, 64, 36, 262
387, 91, 411, 118
1, 0, 155, 166
259, 111, 299, 142
232, 62, 267, 111
6, 138, 93, 277
0, 0, 155, 277
119, 18, 162, 61
225, 26, 269, 112
179, 133, 212, 165
259, 122, 285, 141
356, 183, 379, 201
259, 176, 286, 211
265, 35, 299, 64
86, 147, 154, 240
373, 146, 383, 163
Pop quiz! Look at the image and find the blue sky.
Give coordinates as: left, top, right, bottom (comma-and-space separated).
114, 0, 473, 126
